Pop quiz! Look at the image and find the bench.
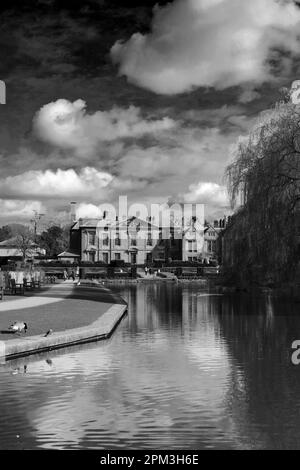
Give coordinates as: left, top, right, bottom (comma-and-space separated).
10, 278, 24, 295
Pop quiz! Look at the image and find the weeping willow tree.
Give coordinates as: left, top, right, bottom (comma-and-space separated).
225, 92, 300, 286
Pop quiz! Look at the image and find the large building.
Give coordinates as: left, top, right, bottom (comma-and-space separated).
62, 201, 227, 265
65, 213, 207, 264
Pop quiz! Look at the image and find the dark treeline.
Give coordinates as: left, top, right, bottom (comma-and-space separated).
224, 93, 300, 287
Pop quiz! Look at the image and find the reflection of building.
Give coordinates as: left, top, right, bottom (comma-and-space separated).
0, 237, 45, 265
66, 214, 206, 264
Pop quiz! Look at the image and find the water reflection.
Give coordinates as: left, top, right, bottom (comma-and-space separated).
0, 283, 299, 449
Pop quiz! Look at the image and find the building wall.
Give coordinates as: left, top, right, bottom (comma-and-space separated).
80, 225, 162, 264
69, 216, 218, 264
182, 227, 204, 261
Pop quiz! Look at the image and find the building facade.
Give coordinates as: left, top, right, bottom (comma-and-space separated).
203, 219, 226, 262
67, 214, 207, 264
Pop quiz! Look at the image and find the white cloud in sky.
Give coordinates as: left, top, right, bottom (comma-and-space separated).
0, 199, 45, 219
75, 203, 103, 219
0, 167, 113, 199
111, 0, 300, 95
183, 182, 229, 209
33, 99, 176, 154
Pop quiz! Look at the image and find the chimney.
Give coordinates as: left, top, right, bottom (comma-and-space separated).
70, 202, 77, 223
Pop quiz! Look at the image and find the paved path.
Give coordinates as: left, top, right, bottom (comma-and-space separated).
0, 280, 126, 341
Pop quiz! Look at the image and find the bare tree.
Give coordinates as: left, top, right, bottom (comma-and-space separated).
14, 227, 37, 262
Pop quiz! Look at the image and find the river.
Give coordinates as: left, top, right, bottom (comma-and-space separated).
0, 282, 299, 450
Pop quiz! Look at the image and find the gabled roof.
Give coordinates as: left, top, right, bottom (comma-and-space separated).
112, 216, 160, 231
58, 250, 80, 258
204, 224, 223, 234
71, 218, 102, 230
72, 216, 161, 231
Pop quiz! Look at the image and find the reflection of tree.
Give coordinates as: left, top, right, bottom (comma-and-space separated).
216, 294, 300, 449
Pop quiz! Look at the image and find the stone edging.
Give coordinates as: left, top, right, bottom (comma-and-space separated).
0, 303, 127, 362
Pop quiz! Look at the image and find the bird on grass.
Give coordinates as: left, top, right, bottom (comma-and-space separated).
8, 322, 28, 334
44, 329, 53, 337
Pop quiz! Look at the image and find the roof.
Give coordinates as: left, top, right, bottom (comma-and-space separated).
71, 218, 102, 229
0, 237, 37, 247
72, 216, 161, 231
57, 250, 80, 258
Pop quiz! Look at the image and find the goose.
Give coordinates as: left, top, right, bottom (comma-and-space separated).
9, 321, 28, 333
44, 329, 53, 337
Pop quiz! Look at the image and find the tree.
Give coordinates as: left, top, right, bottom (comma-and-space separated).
225, 86, 300, 285
0, 223, 29, 242
13, 227, 37, 262
38, 225, 69, 257
0, 225, 12, 242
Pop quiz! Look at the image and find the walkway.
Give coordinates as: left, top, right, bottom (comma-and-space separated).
0, 280, 127, 359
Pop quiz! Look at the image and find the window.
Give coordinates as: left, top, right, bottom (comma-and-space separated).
103, 237, 109, 246
188, 240, 194, 252
208, 240, 216, 252
115, 237, 121, 246
114, 253, 121, 261
103, 253, 109, 264
147, 236, 153, 246
88, 231, 95, 245
130, 238, 137, 246
88, 251, 95, 262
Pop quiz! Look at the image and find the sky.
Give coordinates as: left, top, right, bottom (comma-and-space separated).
1, 0, 300, 226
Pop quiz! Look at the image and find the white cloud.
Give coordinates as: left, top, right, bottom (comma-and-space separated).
75, 203, 103, 219
33, 99, 176, 154
183, 182, 229, 208
111, 0, 300, 95
0, 199, 45, 219
0, 167, 113, 199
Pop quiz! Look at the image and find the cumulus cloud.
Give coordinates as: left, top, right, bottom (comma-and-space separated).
33, 99, 176, 154
183, 182, 229, 208
111, 0, 300, 95
0, 199, 45, 219
0, 167, 113, 200
75, 203, 103, 219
